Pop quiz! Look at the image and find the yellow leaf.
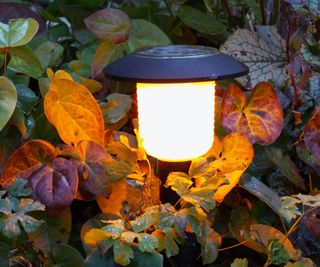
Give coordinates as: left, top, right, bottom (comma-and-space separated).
44, 79, 105, 145
79, 76, 102, 93
230, 224, 297, 260
84, 228, 110, 246
47, 68, 73, 81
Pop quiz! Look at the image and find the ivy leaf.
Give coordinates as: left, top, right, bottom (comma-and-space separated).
34, 41, 64, 69
269, 240, 290, 265
0, 197, 44, 238
84, 228, 112, 247
113, 240, 134, 266
198, 223, 221, 265
102, 219, 125, 238
84, 8, 131, 44
44, 79, 105, 146
137, 233, 158, 253
220, 26, 287, 87
221, 82, 283, 145
0, 18, 39, 48
178, 5, 227, 36
0, 76, 17, 131
7, 178, 32, 197
28, 158, 78, 208
126, 19, 171, 53
164, 228, 180, 257
304, 108, 320, 162
1, 140, 57, 187
71, 140, 111, 200
8, 45, 44, 79
166, 172, 192, 196
279, 196, 302, 222
182, 187, 215, 211
231, 258, 248, 267
131, 206, 159, 233
127, 249, 163, 267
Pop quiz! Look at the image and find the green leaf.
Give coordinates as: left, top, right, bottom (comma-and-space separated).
69, 60, 91, 78
137, 233, 158, 253
48, 243, 84, 267
265, 147, 306, 191
84, 249, 117, 267
269, 240, 290, 265
164, 229, 179, 257
35, 41, 64, 69
28, 208, 72, 254
126, 19, 171, 53
0, 18, 39, 48
182, 187, 215, 211
231, 258, 248, 267
239, 175, 282, 217
131, 206, 159, 233
178, 5, 227, 36
102, 219, 125, 238
10, 107, 27, 137
16, 84, 39, 114
0, 76, 17, 131
166, 172, 192, 196
8, 45, 44, 79
127, 249, 163, 267
113, 240, 134, 266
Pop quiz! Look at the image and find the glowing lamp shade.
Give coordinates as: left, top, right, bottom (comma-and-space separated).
137, 81, 215, 161
104, 45, 249, 161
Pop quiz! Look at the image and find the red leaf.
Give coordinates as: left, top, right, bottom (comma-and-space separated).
221, 82, 283, 145
304, 108, 320, 161
1, 140, 57, 187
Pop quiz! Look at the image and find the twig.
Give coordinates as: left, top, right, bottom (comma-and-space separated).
222, 0, 237, 28
218, 240, 248, 251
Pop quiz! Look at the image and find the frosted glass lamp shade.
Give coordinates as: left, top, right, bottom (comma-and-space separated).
137, 81, 215, 161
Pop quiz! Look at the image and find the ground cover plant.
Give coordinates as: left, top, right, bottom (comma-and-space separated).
0, 0, 320, 266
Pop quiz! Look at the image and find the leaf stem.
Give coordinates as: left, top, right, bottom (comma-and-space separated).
218, 240, 248, 251
260, 0, 266, 24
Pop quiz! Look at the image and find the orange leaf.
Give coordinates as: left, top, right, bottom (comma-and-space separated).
304, 108, 320, 161
44, 79, 105, 146
47, 68, 73, 81
221, 82, 283, 145
190, 133, 253, 202
0, 140, 57, 187
230, 224, 297, 260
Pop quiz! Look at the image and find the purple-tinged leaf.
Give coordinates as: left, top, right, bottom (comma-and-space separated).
29, 158, 78, 208
304, 108, 320, 162
84, 8, 131, 43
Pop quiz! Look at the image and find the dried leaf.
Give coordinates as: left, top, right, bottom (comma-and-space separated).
1, 140, 57, 187
44, 79, 105, 146
221, 82, 283, 145
304, 108, 320, 161
84, 8, 131, 43
0, 76, 17, 131
220, 26, 287, 87
28, 158, 78, 208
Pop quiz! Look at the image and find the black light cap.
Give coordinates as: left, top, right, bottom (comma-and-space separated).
104, 45, 249, 83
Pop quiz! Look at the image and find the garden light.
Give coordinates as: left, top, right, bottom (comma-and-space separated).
104, 45, 248, 162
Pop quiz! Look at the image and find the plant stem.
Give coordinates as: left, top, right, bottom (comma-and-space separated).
3, 48, 9, 77
260, 0, 267, 24
164, 0, 174, 21
222, 0, 237, 28
218, 240, 248, 251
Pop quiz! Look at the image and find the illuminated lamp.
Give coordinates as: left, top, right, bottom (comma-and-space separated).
104, 45, 248, 162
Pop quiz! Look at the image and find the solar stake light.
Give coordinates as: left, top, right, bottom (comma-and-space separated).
104, 45, 248, 162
